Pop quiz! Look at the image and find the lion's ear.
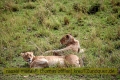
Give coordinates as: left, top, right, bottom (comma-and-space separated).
66, 34, 70, 39
30, 52, 34, 56
21, 53, 25, 57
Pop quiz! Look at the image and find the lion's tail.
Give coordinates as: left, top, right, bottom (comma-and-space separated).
79, 54, 86, 67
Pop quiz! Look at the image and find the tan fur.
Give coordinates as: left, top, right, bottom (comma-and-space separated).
45, 34, 84, 56
21, 52, 82, 68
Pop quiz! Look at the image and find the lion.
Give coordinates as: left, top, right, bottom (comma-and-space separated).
21, 52, 83, 68
44, 34, 85, 56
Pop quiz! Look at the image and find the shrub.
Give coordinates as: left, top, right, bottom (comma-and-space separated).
64, 17, 69, 25
1, 14, 8, 21
88, 3, 101, 14
114, 41, 120, 49
59, 5, 66, 12
44, 0, 53, 8
106, 15, 118, 25
50, 22, 61, 30
34, 6, 51, 25
75, 12, 85, 26
117, 26, 120, 39
73, 3, 80, 12
102, 42, 114, 54
44, 17, 61, 30
4, 1, 19, 12
112, 6, 119, 13
50, 7, 56, 15
33, 29, 51, 38
111, 0, 120, 6
73, 3, 87, 13
28, 0, 37, 2
44, 0, 56, 14
117, 12, 120, 19
23, 2, 35, 9
110, 54, 120, 64
103, 27, 119, 41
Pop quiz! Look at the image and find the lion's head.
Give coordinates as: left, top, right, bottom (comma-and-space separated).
21, 52, 34, 63
60, 34, 75, 46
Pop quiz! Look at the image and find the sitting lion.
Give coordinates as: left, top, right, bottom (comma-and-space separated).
45, 34, 85, 56
21, 52, 83, 68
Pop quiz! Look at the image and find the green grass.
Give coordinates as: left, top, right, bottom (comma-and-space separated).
0, 0, 120, 80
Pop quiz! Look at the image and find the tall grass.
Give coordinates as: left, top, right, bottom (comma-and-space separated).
0, 0, 120, 79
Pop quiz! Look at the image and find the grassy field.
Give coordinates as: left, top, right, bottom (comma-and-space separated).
0, 0, 120, 80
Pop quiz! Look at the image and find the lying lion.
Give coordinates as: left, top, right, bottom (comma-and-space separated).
45, 34, 85, 56
21, 52, 83, 68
